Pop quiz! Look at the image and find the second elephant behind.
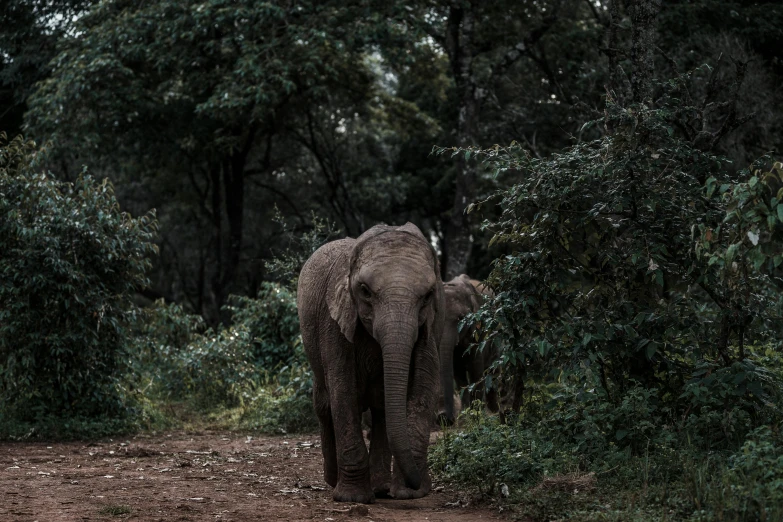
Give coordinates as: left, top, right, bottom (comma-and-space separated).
438, 274, 499, 424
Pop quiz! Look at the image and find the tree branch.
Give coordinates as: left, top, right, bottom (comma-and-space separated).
490, 2, 564, 80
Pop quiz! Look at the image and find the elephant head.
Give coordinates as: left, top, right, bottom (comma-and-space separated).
439, 274, 486, 424
326, 222, 443, 491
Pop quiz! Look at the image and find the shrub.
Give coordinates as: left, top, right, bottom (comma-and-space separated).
132, 301, 255, 408
463, 73, 782, 438
684, 426, 783, 521
129, 283, 316, 432
430, 404, 578, 497
130, 299, 206, 398
0, 135, 158, 422
226, 282, 303, 369
239, 363, 317, 435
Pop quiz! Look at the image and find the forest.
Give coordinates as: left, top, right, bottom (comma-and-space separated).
1, 0, 782, 520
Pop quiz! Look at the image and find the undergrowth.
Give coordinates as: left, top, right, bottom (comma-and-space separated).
431, 378, 783, 521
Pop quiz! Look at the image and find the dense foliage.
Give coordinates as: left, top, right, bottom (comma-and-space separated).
0, 135, 157, 424
432, 56, 783, 522
1, 0, 782, 518
130, 284, 315, 434
469, 89, 782, 435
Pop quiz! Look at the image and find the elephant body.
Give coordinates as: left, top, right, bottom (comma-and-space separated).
297, 223, 444, 504
438, 274, 499, 424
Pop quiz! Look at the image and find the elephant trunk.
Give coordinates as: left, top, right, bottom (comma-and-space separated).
376, 313, 421, 491
439, 326, 458, 424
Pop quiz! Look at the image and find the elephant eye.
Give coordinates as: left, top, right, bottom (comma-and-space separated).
359, 283, 373, 299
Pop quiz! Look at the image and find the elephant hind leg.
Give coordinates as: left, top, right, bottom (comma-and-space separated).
315, 398, 338, 487
368, 407, 392, 497
486, 383, 500, 413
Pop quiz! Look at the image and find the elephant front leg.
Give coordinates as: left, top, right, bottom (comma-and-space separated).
327, 351, 374, 503
390, 342, 438, 500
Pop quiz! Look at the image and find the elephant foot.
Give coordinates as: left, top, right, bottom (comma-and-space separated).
436, 412, 455, 427
391, 468, 431, 500
333, 482, 375, 504
390, 483, 429, 500
372, 480, 391, 498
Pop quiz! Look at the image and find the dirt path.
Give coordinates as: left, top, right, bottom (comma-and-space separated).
0, 431, 505, 521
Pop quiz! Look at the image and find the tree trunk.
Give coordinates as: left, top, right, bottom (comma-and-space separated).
629, 0, 662, 105
443, 2, 481, 280
205, 140, 250, 325
207, 163, 224, 325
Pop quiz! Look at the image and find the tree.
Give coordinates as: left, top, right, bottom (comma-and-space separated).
468, 0, 782, 425
27, 0, 380, 322
0, 1, 90, 137
390, 1, 570, 278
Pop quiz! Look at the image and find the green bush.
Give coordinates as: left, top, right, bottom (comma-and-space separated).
226, 282, 303, 369
239, 363, 318, 435
129, 283, 316, 432
130, 299, 206, 399
132, 301, 255, 408
0, 135, 157, 423
460, 70, 782, 439
430, 403, 578, 497
684, 426, 783, 521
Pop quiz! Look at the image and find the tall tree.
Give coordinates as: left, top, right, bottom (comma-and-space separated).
392, 1, 568, 278
27, 0, 374, 322
0, 1, 89, 136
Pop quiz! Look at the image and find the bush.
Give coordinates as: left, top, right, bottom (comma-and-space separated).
226, 282, 303, 369
132, 301, 255, 408
129, 283, 316, 432
0, 135, 158, 423
461, 71, 782, 439
684, 426, 783, 521
239, 363, 318, 435
430, 403, 578, 497
130, 299, 206, 399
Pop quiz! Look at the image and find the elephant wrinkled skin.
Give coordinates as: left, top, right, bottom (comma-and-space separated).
297, 222, 444, 504
438, 274, 498, 425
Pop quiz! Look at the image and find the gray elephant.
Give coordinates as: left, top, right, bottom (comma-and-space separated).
297, 222, 444, 504
438, 274, 499, 425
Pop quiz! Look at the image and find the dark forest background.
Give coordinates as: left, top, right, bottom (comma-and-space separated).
4, 0, 780, 323
2, 2, 783, 519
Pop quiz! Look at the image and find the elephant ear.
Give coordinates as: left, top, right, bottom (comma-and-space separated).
468, 284, 483, 312
395, 221, 428, 242
396, 222, 443, 278
326, 252, 357, 343
429, 279, 446, 345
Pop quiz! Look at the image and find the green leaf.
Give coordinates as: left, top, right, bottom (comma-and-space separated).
726, 243, 740, 263
615, 430, 628, 440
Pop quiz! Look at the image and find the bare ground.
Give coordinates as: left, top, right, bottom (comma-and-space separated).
0, 431, 506, 521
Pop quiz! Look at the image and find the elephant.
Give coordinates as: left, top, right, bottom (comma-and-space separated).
297, 222, 444, 504
437, 274, 499, 425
